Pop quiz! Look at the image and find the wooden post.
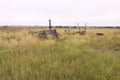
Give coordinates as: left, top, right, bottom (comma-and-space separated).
49, 19, 51, 30
68, 27, 70, 34
84, 23, 87, 32
77, 23, 80, 33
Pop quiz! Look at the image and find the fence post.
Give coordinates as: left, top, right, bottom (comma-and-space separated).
49, 19, 51, 30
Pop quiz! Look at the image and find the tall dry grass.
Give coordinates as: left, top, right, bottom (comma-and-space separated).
0, 27, 120, 80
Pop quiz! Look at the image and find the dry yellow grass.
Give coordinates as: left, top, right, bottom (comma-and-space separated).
0, 27, 120, 80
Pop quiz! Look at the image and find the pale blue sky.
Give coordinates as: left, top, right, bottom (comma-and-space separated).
0, 0, 120, 26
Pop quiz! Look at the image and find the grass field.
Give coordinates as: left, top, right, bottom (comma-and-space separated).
0, 27, 120, 80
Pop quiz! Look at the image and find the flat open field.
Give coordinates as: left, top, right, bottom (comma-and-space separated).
0, 27, 120, 80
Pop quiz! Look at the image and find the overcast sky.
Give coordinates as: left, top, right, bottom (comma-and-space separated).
0, 0, 120, 26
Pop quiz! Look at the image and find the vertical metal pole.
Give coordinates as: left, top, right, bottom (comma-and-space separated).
49, 19, 51, 30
